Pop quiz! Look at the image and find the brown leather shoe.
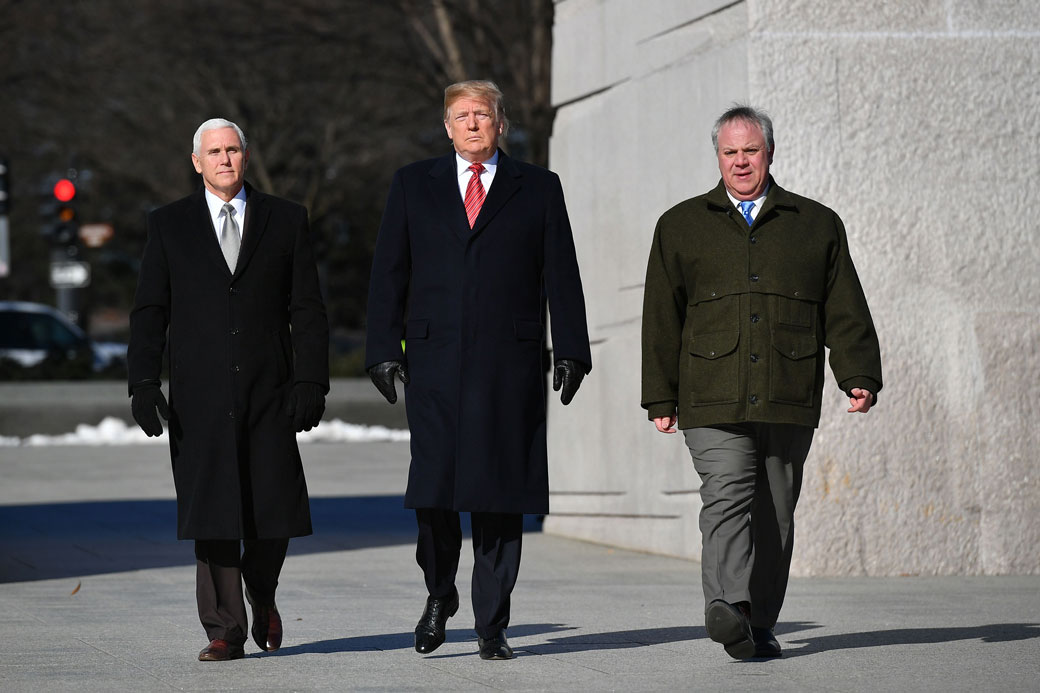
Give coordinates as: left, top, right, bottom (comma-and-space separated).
198, 639, 245, 661
246, 587, 283, 652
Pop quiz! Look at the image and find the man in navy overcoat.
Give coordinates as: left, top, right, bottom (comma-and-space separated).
365, 80, 592, 660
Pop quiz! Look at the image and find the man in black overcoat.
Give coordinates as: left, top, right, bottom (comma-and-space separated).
128, 118, 329, 661
365, 80, 592, 660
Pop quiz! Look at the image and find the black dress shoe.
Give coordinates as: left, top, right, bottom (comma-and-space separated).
246, 585, 283, 652
477, 631, 513, 660
198, 639, 245, 661
752, 626, 782, 658
414, 589, 459, 654
705, 600, 755, 660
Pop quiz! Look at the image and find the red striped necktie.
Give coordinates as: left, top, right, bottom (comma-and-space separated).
464, 162, 486, 228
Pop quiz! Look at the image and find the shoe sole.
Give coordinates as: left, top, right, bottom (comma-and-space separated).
705, 602, 756, 660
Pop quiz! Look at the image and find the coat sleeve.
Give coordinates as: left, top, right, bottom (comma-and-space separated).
543, 173, 592, 372
364, 169, 411, 369
289, 206, 330, 392
127, 211, 171, 395
822, 212, 883, 400
640, 217, 687, 419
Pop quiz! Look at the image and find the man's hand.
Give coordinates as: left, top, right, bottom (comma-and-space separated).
368, 360, 409, 404
654, 415, 677, 434
553, 359, 585, 405
131, 383, 170, 437
286, 382, 326, 432
847, 388, 875, 414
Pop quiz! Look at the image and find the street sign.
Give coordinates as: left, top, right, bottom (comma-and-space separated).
79, 223, 114, 248
50, 260, 91, 288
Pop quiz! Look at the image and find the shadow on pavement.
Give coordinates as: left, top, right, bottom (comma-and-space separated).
271, 620, 1040, 658
780, 622, 1040, 658
0, 495, 542, 584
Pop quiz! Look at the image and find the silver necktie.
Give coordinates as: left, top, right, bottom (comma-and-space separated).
220, 202, 241, 271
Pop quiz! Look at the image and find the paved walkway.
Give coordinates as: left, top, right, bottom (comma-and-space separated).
1, 436, 1038, 691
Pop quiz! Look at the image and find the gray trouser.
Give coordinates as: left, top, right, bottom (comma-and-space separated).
684, 422, 814, 629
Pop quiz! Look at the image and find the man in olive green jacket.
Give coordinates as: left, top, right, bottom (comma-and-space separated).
641, 105, 882, 660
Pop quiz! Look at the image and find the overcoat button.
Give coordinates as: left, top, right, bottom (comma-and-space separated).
749, 395, 758, 404
709, 351, 716, 357
751, 314, 760, 323
750, 274, 759, 282
750, 354, 759, 362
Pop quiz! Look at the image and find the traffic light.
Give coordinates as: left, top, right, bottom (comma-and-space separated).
50, 178, 79, 248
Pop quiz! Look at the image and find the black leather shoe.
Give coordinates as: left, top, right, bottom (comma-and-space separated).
752, 626, 782, 658
477, 631, 513, 660
705, 600, 755, 659
414, 589, 459, 654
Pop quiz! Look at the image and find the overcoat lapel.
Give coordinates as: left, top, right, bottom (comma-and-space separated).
187, 188, 234, 278
428, 155, 471, 243
470, 151, 521, 237
235, 184, 270, 278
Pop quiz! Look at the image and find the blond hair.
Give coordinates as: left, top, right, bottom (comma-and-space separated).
443, 80, 509, 136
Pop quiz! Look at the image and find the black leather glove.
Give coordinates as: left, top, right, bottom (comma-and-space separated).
368, 360, 409, 404
286, 382, 326, 432
131, 382, 170, 437
553, 359, 586, 406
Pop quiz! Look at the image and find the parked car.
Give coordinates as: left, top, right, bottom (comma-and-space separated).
0, 301, 128, 379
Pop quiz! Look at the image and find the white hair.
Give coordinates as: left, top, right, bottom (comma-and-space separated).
192, 118, 248, 156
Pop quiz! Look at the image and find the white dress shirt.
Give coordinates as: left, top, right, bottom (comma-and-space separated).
455, 151, 499, 201
203, 187, 247, 241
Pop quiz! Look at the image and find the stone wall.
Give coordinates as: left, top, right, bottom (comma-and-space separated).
545, 0, 1040, 575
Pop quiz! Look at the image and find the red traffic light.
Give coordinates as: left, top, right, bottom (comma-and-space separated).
53, 178, 76, 202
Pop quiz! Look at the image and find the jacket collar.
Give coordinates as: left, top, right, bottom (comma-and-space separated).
428, 149, 523, 243
705, 176, 798, 228
189, 181, 269, 279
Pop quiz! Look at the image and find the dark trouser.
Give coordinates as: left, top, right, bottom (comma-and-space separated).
415, 509, 523, 639
194, 538, 289, 645
684, 423, 814, 629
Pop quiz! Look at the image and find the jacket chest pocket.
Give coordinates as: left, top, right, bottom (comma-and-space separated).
687, 330, 740, 406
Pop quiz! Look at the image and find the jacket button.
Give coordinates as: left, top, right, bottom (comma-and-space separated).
750, 274, 759, 282
749, 395, 758, 404
750, 314, 760, 323
230, 328, 240, 335
228, 410, 235, 418
229, 287, 238, 294
232, 365, 240, 373
750, 353, 759, 363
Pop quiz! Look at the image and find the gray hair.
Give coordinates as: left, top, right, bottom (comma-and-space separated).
711, 104, 774, 154
192, 118, 248, 156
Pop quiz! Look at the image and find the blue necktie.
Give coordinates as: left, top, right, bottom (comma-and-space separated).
739, 200, 755, 227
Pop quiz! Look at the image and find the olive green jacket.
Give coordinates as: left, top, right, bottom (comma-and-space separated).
641, 178, 882, 429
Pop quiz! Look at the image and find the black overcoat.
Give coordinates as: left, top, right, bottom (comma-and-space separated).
365, 151, 592, 514
128, 184, 329, 540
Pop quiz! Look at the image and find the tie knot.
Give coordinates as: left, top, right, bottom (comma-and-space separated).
468, 163, 485, 175
739, 201, 755, 214
223, 202, 236, 218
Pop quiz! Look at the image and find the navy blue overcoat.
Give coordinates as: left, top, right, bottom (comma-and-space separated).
365, 151, 591, 514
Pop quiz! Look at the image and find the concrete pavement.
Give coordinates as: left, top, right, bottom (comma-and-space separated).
1, 421, 1039, 690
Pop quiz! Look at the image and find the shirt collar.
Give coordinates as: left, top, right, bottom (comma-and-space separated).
204, 186, 247, 219
455, 150, 499, 176
725, 182, 770, 211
